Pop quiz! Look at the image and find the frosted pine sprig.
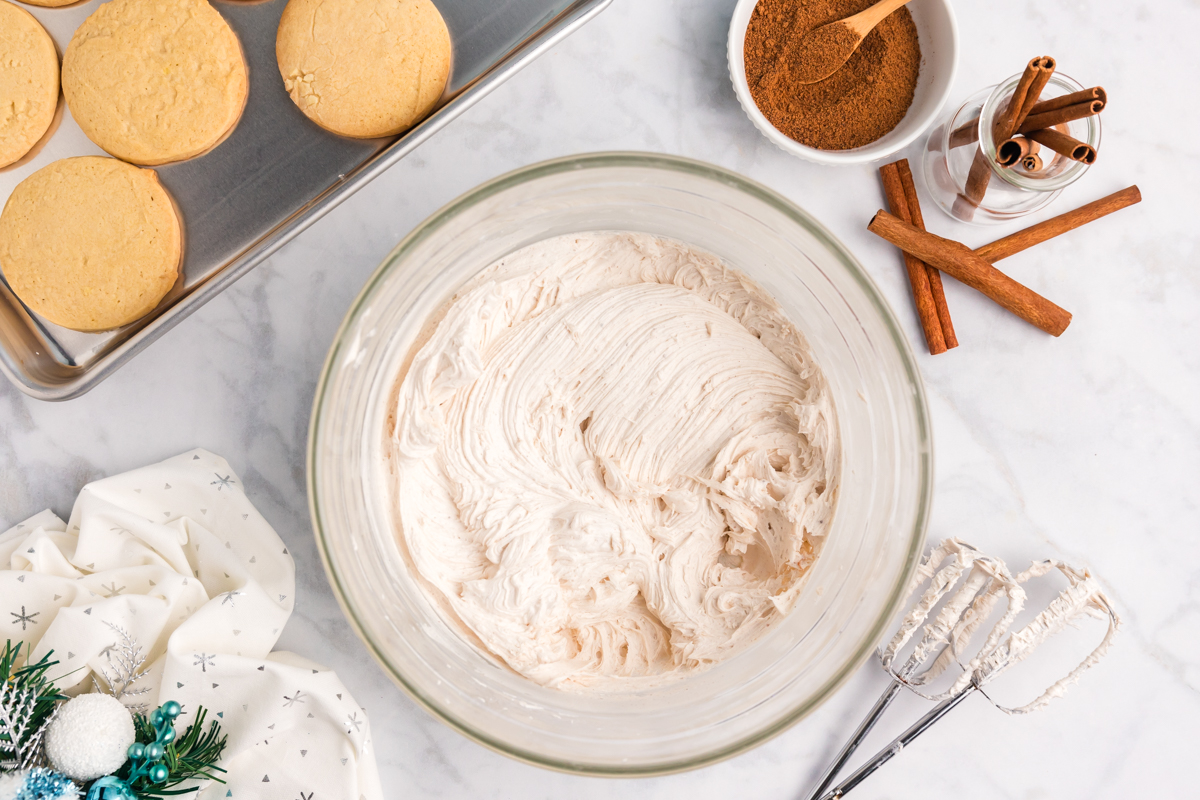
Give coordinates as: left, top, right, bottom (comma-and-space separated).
93, 623, 152, 714
1, 641, 65, 771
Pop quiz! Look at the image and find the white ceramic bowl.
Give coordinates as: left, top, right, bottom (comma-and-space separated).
728, 0, 959, 166
309, 153, 932, 775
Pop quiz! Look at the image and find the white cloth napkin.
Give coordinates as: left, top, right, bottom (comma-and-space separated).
1, 450, 383, 800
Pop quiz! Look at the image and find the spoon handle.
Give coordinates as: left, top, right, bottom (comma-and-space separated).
843, 0, 913, 38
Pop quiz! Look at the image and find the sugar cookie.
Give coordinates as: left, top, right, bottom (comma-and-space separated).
0, 1, 59, 169
0, 157, 182, 332
14, 0, 78, 7
62, 0, 248, 166
276, 0, 451, 139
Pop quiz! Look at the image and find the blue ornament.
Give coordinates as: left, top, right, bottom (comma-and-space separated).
88, 701, 186, 800
9, 767, 81, 800
84, 777, 134, 800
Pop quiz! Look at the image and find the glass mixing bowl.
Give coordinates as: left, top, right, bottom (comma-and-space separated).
308, 152, 931, 775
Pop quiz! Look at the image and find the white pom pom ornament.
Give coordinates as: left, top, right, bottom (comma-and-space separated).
45, 694, 135, 782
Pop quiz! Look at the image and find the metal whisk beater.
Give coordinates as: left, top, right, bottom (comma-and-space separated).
806, 538, 1119, 800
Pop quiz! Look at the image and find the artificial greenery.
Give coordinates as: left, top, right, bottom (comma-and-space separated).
5, 637, 229, 799
115, 706, 227, 798
1, 640, 67, 771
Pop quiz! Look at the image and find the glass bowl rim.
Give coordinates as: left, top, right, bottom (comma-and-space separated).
306, 151, 933, 776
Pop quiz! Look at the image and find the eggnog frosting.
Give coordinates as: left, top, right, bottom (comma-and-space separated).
385, 232, 839, 688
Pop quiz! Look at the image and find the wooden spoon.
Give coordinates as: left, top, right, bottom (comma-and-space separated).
782, 0, 916, 85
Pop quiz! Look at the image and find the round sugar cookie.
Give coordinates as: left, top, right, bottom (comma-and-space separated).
62, 0, 248, 166
0, 1, 59, 169
276, 0, 451, 139
14, 0, 78, 7
0, 157, 182, 332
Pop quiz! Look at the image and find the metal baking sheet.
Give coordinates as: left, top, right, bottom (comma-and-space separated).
0, 0, 611, 401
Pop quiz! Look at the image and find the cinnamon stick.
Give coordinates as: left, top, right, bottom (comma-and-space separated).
1018, 100, 1104, 134
868, 210, 1072, 336
997, 136, 1037, 167
897, 159, 958, 349
879, 162, 947, 354
958, 57, 1054, 217
949, 84, 1101, 150
1025, 128, 1097, 164
955, 152, 994, 217
1027, 86, 1106, 116
948, 117, 980, 149
995, 57, 1055, 140
974, 185, 1141, 263
1012, 57, 1056, 129
1020, 153, 1043, 172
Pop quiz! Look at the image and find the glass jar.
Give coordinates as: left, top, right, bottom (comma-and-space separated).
922, 72, 1102, 225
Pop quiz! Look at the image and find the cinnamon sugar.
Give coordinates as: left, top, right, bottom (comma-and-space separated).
745, 0, 921, 151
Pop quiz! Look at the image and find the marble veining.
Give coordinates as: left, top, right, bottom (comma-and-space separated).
2, 0, 1197, 797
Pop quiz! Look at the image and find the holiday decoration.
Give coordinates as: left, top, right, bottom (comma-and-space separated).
1, 643, 65, 773
0, 766, 80, 800
6, 626, 225, 800
86, 702, 225, 800
2, 643, 77, 800
90, 627, 149, 716
44, 696, 133, 783
3, 451, 383, 799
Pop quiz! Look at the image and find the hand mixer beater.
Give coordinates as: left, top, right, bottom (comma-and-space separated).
807, 538, 1119, 800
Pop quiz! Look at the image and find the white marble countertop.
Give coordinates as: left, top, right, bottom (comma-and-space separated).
3, 0, 1196, 797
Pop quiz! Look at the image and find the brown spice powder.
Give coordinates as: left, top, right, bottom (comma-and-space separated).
745, 0, 921, 151
783, 21, 861, 85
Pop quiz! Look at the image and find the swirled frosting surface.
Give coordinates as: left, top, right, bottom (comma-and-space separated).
386, 232, 838, 688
